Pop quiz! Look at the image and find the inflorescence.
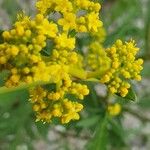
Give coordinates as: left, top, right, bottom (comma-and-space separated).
0, 0, 143, 124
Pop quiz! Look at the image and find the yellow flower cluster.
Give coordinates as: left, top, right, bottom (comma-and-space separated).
0, 0, 103, 123
0, 14, 62, 87
100, 40, 143, 97
86, 26, 143, 98
51, 33, 78, 65
36, 0, 102, 32
30, 82, 89, 124
0, 5, 93, 123
0, 0, 143, 124
107, 103, 121, 116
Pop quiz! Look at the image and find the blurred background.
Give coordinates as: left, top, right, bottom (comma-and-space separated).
0, 0, 150, 150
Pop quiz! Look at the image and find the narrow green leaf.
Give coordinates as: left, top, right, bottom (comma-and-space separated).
0, 89, 28, 107
86, 115, 108, 150
108, 118, 126, 145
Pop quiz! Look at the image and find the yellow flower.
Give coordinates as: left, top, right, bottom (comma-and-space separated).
108, 103, 121, 116
76, 0, 91, 9
2, 31, 11, 40
58, 13, 76, 31
86, 12, 103, 32
36, 0, 52, 14
38, 18, 58, 38
54, 33, 75, 50
55, 0, 73, 13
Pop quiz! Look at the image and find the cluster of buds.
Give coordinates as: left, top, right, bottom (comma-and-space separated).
100, 40, 143, 97
30, 81, 89, 123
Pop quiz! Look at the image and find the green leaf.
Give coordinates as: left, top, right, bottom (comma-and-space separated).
0, 89, 29, 107
108, 118, 126, 146
0, 93, 31, 137
86, 115, 108, 150
124, 87, 137, 101
116, 87, 137, 101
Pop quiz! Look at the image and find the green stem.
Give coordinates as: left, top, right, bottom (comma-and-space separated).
84, 78, 100, 82
0, 81, 50, 95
